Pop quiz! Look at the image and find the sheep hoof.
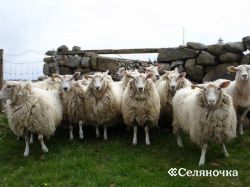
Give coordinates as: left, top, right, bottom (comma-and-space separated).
198, 160, 205, 166
145, 139, 150, 145
132, 139, 137, 145
239, 131, 244, 135
103, 136, 107, 141
225, 153, 229, 157
23, 151, 30, 157
177, 142, 184, 148
79, 134, 84, 140
42, 147, 49, 153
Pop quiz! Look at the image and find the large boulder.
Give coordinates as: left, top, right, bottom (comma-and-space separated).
187, 42, 207, 51
67, 55, 81, 68
224, 42, 245, 53
59, 67, 73, 75
196, 51, 217, 65
81, 57, 91, 68
185, 58, 204, 82
207, 44, 225, 55
219, 52, 242, 63
242, 36, 250, 50
157, 47, 197, 62
241, 54, 250, 64
95, 56, 120, 74
203, 63, 238, 82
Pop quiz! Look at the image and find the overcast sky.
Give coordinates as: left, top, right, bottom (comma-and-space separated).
0, 0, 249, 79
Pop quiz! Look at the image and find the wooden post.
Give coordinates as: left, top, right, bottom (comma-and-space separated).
0, 49, 3, 89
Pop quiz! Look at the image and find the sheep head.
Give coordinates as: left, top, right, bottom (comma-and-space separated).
0, 81, 31, 102
227, 65, 250, 82
192, 80, 230, 107
53, 72, 81, 92
126, 72, 153, 93
86, 70, 110, 92
142, 65, 164, 81
161, 68, 186, 91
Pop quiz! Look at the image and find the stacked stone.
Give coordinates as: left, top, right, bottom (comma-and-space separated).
157, 36, 250, 82
43, 45, 150, 77
43, 45, 98, 76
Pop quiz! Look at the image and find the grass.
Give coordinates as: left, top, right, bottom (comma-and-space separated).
0, 115, 249, 187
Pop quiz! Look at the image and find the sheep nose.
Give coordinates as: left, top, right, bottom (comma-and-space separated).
63, 87, 68, 91
208, 99, 216, 104
156, 75, 160, 80
138, 87, 143, 91
171, 85, 175, 89
242, 74, 247, 78
95, 86, 100, 90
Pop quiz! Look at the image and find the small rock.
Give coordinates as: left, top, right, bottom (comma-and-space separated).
57, 45, 68, 52
43, 64, 49, 75
207, 44, 225, 55
219, 52, 242, 63
224, 42, 245, 53
187, 42, 207, 51
242, 36, 250, 50
185, 58, 204, 82
196, 51, 217, 65
209, 162, 220, 167
203, 62, 238, 82
72, 46, 81, 52
241, 54, 250, 64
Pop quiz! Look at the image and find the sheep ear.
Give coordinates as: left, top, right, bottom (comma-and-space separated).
191, 84, 204, 89
85, 74, 94, 79
73, 72, 81, 79
146, 73, 153, 79
178, 72, 186, 78
174, 67, 179, 73
219, 80, 231, 88
124, 71, 134, 79
227, 66, 239, 73
103, 70, 109, 75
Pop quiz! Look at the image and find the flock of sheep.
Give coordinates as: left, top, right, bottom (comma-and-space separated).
0, 63, 250, 166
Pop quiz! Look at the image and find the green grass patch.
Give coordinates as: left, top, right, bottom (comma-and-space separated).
0, 115, 249, 187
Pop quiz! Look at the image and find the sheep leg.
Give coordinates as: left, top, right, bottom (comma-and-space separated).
222, 143, 229, 157
38, 134, 48, 153
30, 133, 34, 144
199, 143, 208, 166
103, 125, 107, 140
144, 126, 150, 145
69, 124, 74, 141
23, 134, 30, 157
96, 127, 100, 138
78, 121, 84, 140
132, 126, 138, 145
177, 135, 183, 148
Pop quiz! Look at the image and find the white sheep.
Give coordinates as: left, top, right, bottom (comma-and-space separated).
84, 70, 121, 140
226, 65, 250, 134
172, 80, 237, 166
0, 81, 63, 156
121, 72, 160, 145
157, 68, 191, 119
53, 72, 86, 140
143, 65, 164, 82
32, 76, 61, 91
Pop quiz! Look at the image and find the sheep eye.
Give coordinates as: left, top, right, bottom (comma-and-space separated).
217, 88, 221, 91
7, 85, 11, 89
204, 88, 207, 91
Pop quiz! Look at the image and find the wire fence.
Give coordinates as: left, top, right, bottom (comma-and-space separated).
3, 50, 45, 81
